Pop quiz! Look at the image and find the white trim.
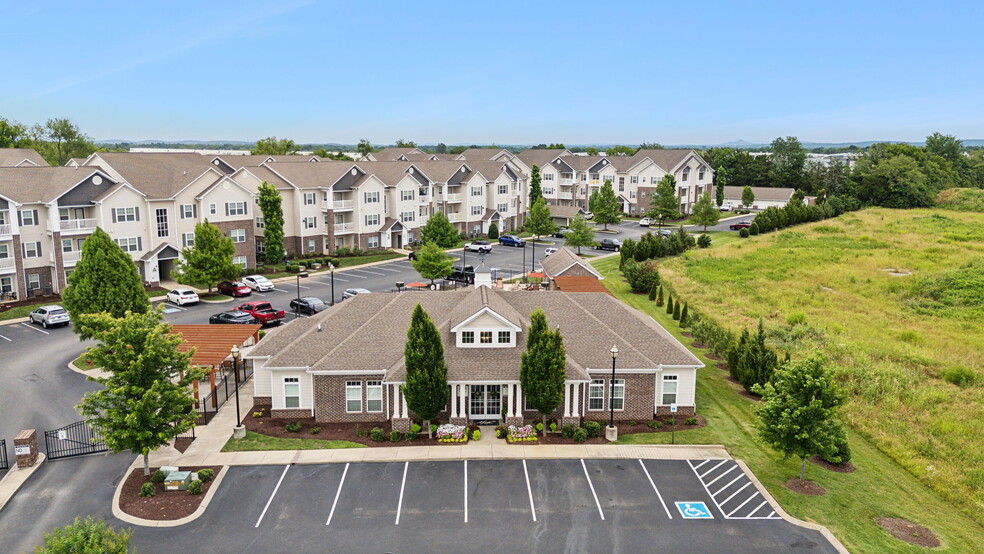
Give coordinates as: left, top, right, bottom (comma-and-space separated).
450, 306, 522, 333
585, 367, 666, 374
552, 260, 604, 280
306, 369, 387, 376
283, 376, 301, 409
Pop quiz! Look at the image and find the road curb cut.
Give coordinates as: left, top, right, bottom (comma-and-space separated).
111, 459, 229, 528
0, 453, 46, 513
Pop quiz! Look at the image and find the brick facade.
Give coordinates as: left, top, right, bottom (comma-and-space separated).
637, 186, 657, 214
12, 235, 25, 299
271, 408, 310, 419
253, 396, 272, 407
582, 373, 656, 422
23, 266, 52, 297
313, 374, 389, 424
213, 219, 255, 267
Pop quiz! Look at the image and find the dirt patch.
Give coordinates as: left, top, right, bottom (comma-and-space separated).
680, 331, 693, 338
705, 353, 724, 361
876, 518, 940, 548
783, 478, 826, 496
118, 466, 222, 521
173, 437, 194, 453
810, 455, 856, 473
725, 376, 764, 402
691, 341, 710, 349
715, 362, 730, 371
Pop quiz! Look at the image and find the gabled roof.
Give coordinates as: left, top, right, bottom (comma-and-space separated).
548, 205, 585, 219
456, 148, 512, 161
540, 247, 604, 280
369, 147, 424, 161
257, 161, 359, 190
354, 161, 417, 186
0, 148, 48, 167
405, 160, 473, 184
516, 148, 571, 169
560, 155, 609, 172
0, 166, 113, 204
169, 324, 262, 368
552, 276, 612, 295
399, 152, 440, 161
84, 152, 221, 199
615, 149, 697, 173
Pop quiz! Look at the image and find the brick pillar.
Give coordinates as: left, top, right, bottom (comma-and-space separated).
14, 429, 39, 468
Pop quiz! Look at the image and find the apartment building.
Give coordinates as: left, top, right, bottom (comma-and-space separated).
0, 148, 49, 167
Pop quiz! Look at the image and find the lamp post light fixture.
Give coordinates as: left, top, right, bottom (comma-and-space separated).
231, 345, 245, 439
327, 263, 335, 306
295, 271, 309, 318
396, 281, 404, 293
607, 344, 619, 441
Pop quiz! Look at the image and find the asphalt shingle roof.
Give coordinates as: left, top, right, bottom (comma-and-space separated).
85, 152, 220, 199
0, 148, 48, 167
0, 166, 111, 203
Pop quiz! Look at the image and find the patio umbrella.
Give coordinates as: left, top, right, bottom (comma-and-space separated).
527, 272, 546, 279
406, 282, 429, 288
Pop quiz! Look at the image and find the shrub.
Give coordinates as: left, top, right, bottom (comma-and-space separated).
390, 430, 401, 442
40, 516, 133, 553
535, 422, 544, 432
495, 425, 508, 439
310, 427, 321, 435
139, 482, 156, 497
284, 422, 302, 432
628, 420, 638, 426
749, 222, 760, 235
549, 422, 557, 432
680, 302, 689, 327
370, 427, 384, 442
572, 428, 588, 443
672, 299, 681, 320
335, 247, 352, 257
821, 424, 852, 464
665, 419, 675, 426
656, 285, 664, 306
786, 312, 807, 326
197, 468, 215, 483
622, 260, 661, 293
697, 234, 712, 248
151, 469, 167, 483
407, 423, 421, 440
562, 423, 578, 438
188, 479, 203, 495
252, 411, 264, 418
584, 420, 602, 438
648, 283, 658, 301
685, 417, 698, 425
488, 222, 499, 240
472, 430, 481, 441
942, 365, 980, 388
430, 424, 438, 436
739, 228, 750, 238
647, 420, 662, 429
666, 293, 674, 314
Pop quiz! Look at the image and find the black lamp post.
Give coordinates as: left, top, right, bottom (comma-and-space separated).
609, 345, 619, 429
230, 345, 242, 429
328, 263, 335, 306
295, 271, 309, 318
522, 240, 527, 282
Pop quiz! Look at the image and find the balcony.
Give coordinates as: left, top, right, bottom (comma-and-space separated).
444, 193, 463, 203
327, 200, 354, 211
557, 192, 573, 199
60, 219, 96, 234
559, 178, 575, 185
0, 224, 11, 238
62, 250, 81, 265
0, 257, 14, 273
447, 212, 462, 222
333, 223, 355, 234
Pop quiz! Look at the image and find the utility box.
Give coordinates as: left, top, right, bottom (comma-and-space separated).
165, 471, 192, 491
160, 466, 179, 477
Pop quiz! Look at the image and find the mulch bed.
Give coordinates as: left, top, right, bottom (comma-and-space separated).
174, 437, 194, 453
810, 455, 856, 473
715, 362, 730, 371
725, 376, 764, 402
705, 353, 724, 361
244, 414, 446, 446
680, 331, 694, 338
783, 478, 826, 496
876, 518, 940, 548
691, 342, 710, 349
119, 466, 222, 521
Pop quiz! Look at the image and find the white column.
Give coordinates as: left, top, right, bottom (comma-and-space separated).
393, 385, 400, 417
563, 382, 572, 417
461, 385, 469, 419
509, 384, 517, 417
451, 385, 459, 418
516, 385, 523, 416
571, 383, 580, 417
401, 391, 408, 419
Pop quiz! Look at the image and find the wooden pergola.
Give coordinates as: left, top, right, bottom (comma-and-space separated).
168, 324, 263, 408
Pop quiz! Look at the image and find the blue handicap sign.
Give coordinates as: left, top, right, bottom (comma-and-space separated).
675, 501, 713, 519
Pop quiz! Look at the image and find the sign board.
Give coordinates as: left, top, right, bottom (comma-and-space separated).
670, 403, 678, 413
675, 501, 713, 519
14, 444, 31, 456
58, 430, 68, 440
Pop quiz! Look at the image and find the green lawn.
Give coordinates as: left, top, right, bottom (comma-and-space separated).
71, 353, 97, 371
0, 304, 38, 322
222, 431, 366, 451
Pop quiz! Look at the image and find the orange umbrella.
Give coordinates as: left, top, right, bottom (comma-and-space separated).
407, 282, 429, 288
528, 272, 546, 279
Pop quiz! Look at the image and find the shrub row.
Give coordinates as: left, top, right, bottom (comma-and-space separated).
619, 227, 697, 267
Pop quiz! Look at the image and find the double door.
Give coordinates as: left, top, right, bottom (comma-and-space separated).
469, 385, 501, 420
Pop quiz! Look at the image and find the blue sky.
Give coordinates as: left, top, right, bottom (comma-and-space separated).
3, 1, 982, 145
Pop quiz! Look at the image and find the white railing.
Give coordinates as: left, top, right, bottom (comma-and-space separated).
333, 223, 354, 233
0, 224, 11, 235
447, 213, 462, 222
62, 251, 81, 263
444, 193, 463, 202
558, 192, 573, 199
0, 258, 14, 270
331, 200, 354, 210
60, 218, 96, 231
560, 179, 575, 185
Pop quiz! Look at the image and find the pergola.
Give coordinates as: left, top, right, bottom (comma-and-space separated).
168, 324, 262, 408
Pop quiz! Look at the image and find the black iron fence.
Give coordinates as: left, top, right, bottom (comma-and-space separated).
193, 362, 253, 426
0, 439, 8, 470
44, 420, 108, 460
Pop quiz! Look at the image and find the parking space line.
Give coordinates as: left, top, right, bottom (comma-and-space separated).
699, 460, 727, 479
719, 482, 752, 506
272, 288, 291, 293
463, 460, 468, 523
255, 465, 290, 528
395, 461, 408, 525
375, 266, 403, 273
713, 474, 745, 497
0, 333, 10, 341
705, 465, 738, 487
580, 459, 605, 521
745, 500, 770, 518
726, 491, 760, 517
638, 459, 672, 519
522, 460, 537, 522
325, 463, 349, 526
20, 323, 49, 335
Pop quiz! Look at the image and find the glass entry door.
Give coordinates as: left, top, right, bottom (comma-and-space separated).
469, 385, 501, 420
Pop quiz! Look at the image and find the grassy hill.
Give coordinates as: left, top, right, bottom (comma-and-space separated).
936, 187, 984, 212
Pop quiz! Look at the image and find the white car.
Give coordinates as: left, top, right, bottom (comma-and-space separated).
582, 211, 594, 220
464, 240, 493, 253
243, 275, 275, 292
29, 305, 71, 328
543, 247, 558, 257
639, 217, 653, 227
166, 289, 200, 306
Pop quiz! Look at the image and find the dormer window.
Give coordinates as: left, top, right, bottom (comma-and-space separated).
480, 331, 493, 344
462, 331, 475, 344
498, 331, 511, 344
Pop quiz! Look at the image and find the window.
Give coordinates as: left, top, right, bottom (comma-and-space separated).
232, 256, 247, 269
619, 183, 625, 192
367, 236, 379, 249
306, 239, 316, 253
225, 202, 246, 216
461, 331, 475, 344
631, 176, 638, 184
630, 191, 637, 199
498, 184, 508, 194
471, 205, 483, 216
255, 217, 265, 229
230, 229, 246, 243
27, 273, 41, 291
22, 242, 41, 258
364, 191, 379, 203
257, 239, 266, 255
682, 171, 689, 182
181, 204, 196, 219
182, 232, 195, 247
662, 375, 678, 405
590, 173, 599, 182
543, 187, 555, 195
581, 174, 587, 181
114, 237, 140, 252
610, 379, 625, 410
589, 379, 604, 410
480, 331, 493, 344
497, 331, 510, 344
112, 207, 137, 222
365, 214, 379, 226
471, 186, 482, 197
367, 381, 383, 413
209, 203, 217, 215
543, 173, 554, 181
284, 377, 300, 409
303, 192, 316, 205
699, 170, 705, 181
58, 208, 69, 221
497, 203, 508, 213
401, 211, 415, 223
401, 190, 414, 201
346, 381, 362, 412
61, 239, 72, 253
156, 208, 169, 237
303, 217, 316, 229
619, 177, 625, 185
0, 277, 12, 294
0, 244, 7, 258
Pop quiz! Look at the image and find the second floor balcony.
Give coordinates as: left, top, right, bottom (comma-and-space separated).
326, 200, 354, 211
0, 257, 14, 272
447, 212, 462, 222
60, 218, 97, 234
333, 222, 355, 234
444, 193, 463, 203
0, 224, 11, 237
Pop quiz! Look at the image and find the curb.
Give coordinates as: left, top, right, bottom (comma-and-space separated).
199, 297, 234, 304
111, 459, 229, 528
734, 459, 849, 554
0, 453, 46, 512
0, 317, 30, 327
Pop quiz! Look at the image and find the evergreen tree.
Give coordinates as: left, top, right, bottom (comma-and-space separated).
411, 241, 454, 284
403, 304, 449, 438
257, 181, 286, 266
753, 355, 846, 480
588, 190, 599, 213
529, 164, 542, 204
520, 310, 567, 436
742, 185, 755, 208
487, 221, 499, 239
61, 228, 149, 339
680, 302, 689, 327
672, 299, 681, 320
656, 285, 664, 307
648, 282, 658, 301
176, 221, 240, 294
649, 175, 679, 228
420, 211, 460, 248
666, 293, 674, 314
593, 179, 622, 230
727, 320, 780, 391
76, 308, 205, 475
691, 191, 721, 232
562, 215, 596, 254
715, 167, 727, 207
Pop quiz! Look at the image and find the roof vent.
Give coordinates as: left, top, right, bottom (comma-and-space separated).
92, 175, 103, 185
408, 167, 414, 174
351, 168, 358, 176
460, 167, 466, 173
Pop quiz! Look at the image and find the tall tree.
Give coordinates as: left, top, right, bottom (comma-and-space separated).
76, 308, 204, 475
357, 138, 373, 160
61, 228, 149, 339
435, 142, 448, 154
251, 136, 297, 155
0, 117, 30, 148
411, 241, 454, 284
394, 139, 417, 148
925, 132, 963, 162
690, 192, 721, 232
593, 179, 622, 230
768, 136, 807, 189
715, 167, 727, 207
420, 211, 460, 248
176, 221, 240, 294
520, 309, 567, 436
403, 304, 449, 438
562, 215, 596, 254
588, 190, 599, 213
529, 164, 543, 204
649, 175, 678, 229
257, 181, 286, 267
741, 185, 755, 208
32, 118, 99, 165
605, 145, 635, 157
636, 142, 664, 151
525, 196, 556, 238
753, 355, 846, 481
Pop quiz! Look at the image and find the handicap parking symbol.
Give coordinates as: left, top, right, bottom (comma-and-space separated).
675, 501, 713, 519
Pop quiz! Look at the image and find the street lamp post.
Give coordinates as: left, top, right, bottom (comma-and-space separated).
327, 263, 335, 306
295, 271, 309, 318
522, 241, 527, 282
231, 345, 245, 439
607, 345, 619, 441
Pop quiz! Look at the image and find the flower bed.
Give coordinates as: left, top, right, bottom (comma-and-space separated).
506, 424, 538, 443
436, 423, 468, 443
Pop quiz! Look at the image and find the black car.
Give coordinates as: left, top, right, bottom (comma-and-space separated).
553, 227, 572, 238
448, 264, 475, 284
290, 297, 329, 315
594, 238, 622, 251
209, 310, 258, 324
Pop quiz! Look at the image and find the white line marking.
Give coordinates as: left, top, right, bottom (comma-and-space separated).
325, 463, 349, 526
522, 460, 537, 522
395, 461, 408, 525
692, 460, 710, 470
166, 303, 186, 311
767, 511, 776, 518
712, 474, 745, 497
638, 459, 672, 519
355, 269, 387, 276
20, 323, 49, 335
0, 334, 10, 342
688, 460, 725, 518
580, 459, 605, 520
463, 460, 468, 523
255, 465, 290, 528
705, 465, 738, 487
272, 288, 291, 293
745, 500, 770, 518
719, 482, 752, 506
700, 460, 728, 479
726, 491, 760, 518
375, 266, 403, 273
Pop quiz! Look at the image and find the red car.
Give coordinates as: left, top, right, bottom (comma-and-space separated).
729, 221, 752, 231
217, 281, 252, 297
235, 301, 286, 326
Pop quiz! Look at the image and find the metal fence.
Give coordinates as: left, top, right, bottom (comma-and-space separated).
0, 439, 8, 470
44, 421, 108, 460
193, 362, 253, 426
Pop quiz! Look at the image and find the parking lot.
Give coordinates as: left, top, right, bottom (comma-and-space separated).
129, 459, 836, 553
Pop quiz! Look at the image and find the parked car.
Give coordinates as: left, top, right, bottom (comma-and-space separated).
465, 240, 493, 253
234, 301, 286, 326
217, 281, 252, 297
208, 310, 258, 325
582, 211, 594, 220
448, 265, 475, 284
242, 275, 274, 292
719, 206, 731, 212
342, 288, 372, 300
553, 227, 572, 238
290, 297, 329, 315
543, 247, 559, 257
729, 221, 752, 230
29, 305, 70, 328
594, 238, 622, 251
498, 234, 526, 247
639, 217, 653, 227
658, 228, 674, 236
166, 289, 200, 306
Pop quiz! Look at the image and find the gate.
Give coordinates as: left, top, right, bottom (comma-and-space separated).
44, 420, 108, 460
0, 439, 8, 470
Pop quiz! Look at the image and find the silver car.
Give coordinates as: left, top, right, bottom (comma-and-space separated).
243, 275, 275, 292
341, 288, 371, 300
29, 305, 71, 328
